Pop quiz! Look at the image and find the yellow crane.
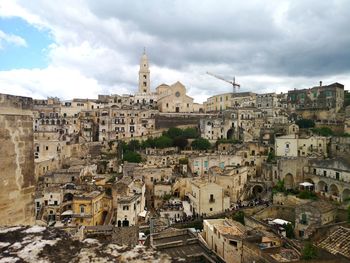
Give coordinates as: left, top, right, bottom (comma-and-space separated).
206, 71, 240, 93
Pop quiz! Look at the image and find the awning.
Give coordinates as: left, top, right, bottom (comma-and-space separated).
138, 210, 147, 217
272, 219, 291, 225
299, 182, 313, 187
61, 210, 73, 216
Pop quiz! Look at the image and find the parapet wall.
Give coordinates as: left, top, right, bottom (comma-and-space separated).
0, 93, 36, 226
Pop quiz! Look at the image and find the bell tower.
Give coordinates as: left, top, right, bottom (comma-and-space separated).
138, 48, 150, 93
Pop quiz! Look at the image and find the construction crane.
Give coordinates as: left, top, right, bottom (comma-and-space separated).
206, 71, 240, 93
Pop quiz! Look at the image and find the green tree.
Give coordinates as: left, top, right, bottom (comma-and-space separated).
123, 151, 142, 163
296, 119, 315, 129
173, 136, 188, 149
128, 139, 140, 151
311, 127, 334, 136
154, 135, 173, 148
274, 180, 285, 193
232, 211, 245, 225
165, 127, 183, 138
191, 137, 211, 150
301, 242, 318, 260
183, 127, 199, 138
297, 191, 318, 200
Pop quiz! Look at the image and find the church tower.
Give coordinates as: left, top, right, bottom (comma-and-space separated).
138, 49, 150, 93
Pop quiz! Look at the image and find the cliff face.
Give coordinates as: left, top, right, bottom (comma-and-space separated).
0, 94, 36, 226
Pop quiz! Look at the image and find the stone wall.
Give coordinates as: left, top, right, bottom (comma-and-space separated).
253, 205, 296, 223
0, 94, 36, 226
155, 114, 200, 129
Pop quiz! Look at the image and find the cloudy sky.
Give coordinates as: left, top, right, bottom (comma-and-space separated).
0, 0, 349, 103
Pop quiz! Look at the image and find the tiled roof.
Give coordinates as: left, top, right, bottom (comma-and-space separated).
318, 226, 350, 259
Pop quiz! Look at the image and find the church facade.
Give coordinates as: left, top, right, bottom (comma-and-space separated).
134, 50, 202, 113
156, 82, 202, 113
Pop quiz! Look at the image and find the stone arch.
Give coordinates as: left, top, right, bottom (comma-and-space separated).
284, 173, 294, 189
329, 184, 339, 196
342, 188, 350, 201
317, 180, 328, 192
122, 219, 129, 227
63, 193, 74, 202
227, 129, 234, 139
252, 185, 264, 197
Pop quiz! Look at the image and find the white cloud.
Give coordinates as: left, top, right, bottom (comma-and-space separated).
0, 0, 350, 103
0, 29, 27, 48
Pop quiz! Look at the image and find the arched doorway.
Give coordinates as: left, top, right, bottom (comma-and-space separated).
284, 173, 294, 190
252, 185, 264, 198
342, 188, 350, 202
122, 219, 129, 227
227, 129, 234, 139
329, 184, 339, 196
63, 193, 73, 202
317, 181, 327, 192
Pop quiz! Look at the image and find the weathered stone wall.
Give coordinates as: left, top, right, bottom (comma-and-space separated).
0, 94, 36, 226
155, 114, 200, 129
253, 205, 296, 223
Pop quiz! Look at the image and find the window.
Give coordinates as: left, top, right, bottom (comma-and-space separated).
336, 172, 340, 180
80, 205, 85, 214
123, 205, 129, 210
209, 194, 215, 203
301, 213, 307, 224
323, 170, 327, 176
46, 146, 49, 151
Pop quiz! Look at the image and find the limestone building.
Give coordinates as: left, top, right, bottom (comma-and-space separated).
287, 82, 344, 112
0, 94, 36, 226
156, 82, 202, 113
275, 134, 328, 157
187, 179, 230, 215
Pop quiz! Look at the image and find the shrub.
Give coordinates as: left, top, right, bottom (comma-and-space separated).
123, 151, 142, 163
191, 138, 211, 150
301, 242, 318, 260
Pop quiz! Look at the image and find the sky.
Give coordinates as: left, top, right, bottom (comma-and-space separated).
0, 0, 350, 103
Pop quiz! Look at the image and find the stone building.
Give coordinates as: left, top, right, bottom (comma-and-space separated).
304, 158, 350, 202
98, 107, 157, 141
275, 134, 328, 158
204, 92, 256, 112
209, 165, 248, 202
0, 94, 36, 226
188, 153, 243, 176
134, 50, 157, 104
156, 82, 202, 113
112, 176, 146, 227
202, 218, 247, 263
187, 179, 230, 215
72, 190, 112, 226
288, 82, 344, 112
294, 201, 336, 239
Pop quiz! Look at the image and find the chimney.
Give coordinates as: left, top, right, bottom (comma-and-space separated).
320, 81, 322, 86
